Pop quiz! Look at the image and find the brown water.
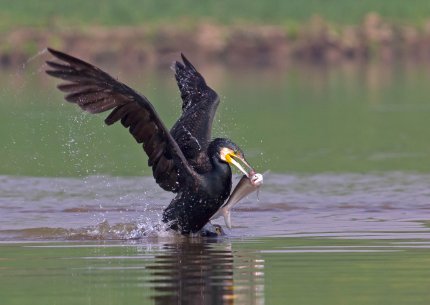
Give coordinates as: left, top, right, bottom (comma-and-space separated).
1, 60, 430, 304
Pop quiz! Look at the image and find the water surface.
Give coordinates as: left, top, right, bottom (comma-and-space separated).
1, 173, 430, 304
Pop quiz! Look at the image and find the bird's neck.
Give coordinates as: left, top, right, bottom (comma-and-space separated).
210, 156, 231, 177
207, 156, 232, 198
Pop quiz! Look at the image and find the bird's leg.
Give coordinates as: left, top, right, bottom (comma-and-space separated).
200, 222, 225, 237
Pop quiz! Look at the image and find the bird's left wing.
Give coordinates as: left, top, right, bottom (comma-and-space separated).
45, 48, 197, 192
170, 54, 220, 161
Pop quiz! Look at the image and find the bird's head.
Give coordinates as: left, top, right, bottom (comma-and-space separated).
210, 138, 254, 177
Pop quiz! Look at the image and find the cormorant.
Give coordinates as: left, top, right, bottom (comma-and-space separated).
46, 48, 255, 234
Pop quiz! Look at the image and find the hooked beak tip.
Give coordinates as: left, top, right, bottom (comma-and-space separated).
229, 154, 254, 177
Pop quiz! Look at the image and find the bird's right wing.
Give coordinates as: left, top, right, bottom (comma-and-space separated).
46, 48, 197, 192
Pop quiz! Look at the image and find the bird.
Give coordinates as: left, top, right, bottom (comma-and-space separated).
45, 48, 254, 235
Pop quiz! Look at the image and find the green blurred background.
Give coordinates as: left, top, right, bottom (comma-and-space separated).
1, 0, 430, 30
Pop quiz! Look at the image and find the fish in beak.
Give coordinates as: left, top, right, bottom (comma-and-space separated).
211, 171, 264, 228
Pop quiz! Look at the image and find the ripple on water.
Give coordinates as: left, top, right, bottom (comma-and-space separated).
1, 173, 430, 241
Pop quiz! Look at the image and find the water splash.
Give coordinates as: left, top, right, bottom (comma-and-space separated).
22, 48, 49, 71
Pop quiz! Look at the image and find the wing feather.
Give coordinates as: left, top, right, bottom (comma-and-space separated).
46, 48, 197, 192
171, 54, 220, 169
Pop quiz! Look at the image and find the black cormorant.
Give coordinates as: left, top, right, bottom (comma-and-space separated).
46, 48, 255, 234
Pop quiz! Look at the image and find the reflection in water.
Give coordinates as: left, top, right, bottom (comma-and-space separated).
147, 240, 264, 305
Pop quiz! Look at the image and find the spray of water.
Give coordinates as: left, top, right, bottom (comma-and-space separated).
22, 48, 49, 71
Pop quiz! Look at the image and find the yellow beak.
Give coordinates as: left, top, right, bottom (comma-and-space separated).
225, 153, 253, 177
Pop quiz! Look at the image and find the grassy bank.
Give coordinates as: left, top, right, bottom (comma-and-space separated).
1, 0, 430, 31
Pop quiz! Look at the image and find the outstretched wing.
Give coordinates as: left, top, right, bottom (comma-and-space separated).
170, 54, 220, 166
46, 48, 197, 192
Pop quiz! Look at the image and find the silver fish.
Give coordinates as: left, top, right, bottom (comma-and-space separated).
211, 172, 263, 229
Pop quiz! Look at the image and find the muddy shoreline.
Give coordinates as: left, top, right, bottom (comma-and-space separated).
3, 13, 430, 68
